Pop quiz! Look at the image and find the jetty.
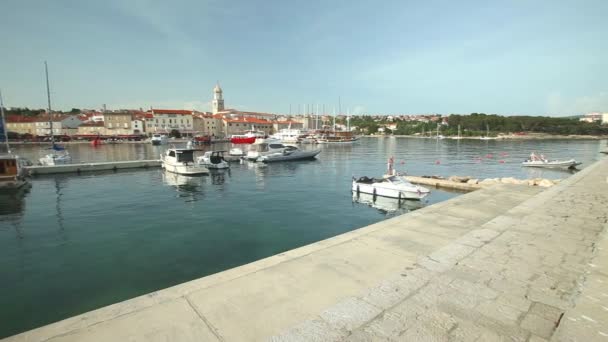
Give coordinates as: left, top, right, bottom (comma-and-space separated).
4, 159, 607, 341
25, 160, 162, 175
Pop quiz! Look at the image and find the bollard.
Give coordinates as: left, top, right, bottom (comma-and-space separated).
373, 188, 377, 202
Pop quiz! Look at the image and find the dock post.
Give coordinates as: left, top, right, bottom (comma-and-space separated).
372, 188, 377, 202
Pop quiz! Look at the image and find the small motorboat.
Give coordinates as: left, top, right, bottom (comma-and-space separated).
352, 157, 430, 200
522, 152, 581, 169
161, 148, 209, 175
151, 134, 168, 146
197, 151, 230, 169
256, 147, 321, 163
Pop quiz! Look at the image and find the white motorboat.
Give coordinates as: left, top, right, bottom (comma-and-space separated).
353, 192, 424, 213
197, 151, 230, 169
245, 139, 288, 161
352, 157, 430, 200
161, 148, 209, 175
257, 146, 321, 163
151, 134, 168, 146
522, 153, 581, 169
352, 175, 430, 200
229, 147, 245, 157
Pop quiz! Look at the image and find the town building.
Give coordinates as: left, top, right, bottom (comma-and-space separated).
221, 117, 273, 137
145, 109, 195, 136
580, 112, 603, 123
103, 111, 133, 135
34, 114, 82, 136
77, 122, 105, 136
5, 116, 36, 135
602, 113, 608, 124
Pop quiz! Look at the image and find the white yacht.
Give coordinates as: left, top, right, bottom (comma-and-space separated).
522, 152, 581, 169
245, 139, 286, 161
39, 144, 71, 166
161, 148, 209, 175
271, 127, 303, 144
197, 151, 230, 169
257, 146, 321, 163
151, 134, 168, 146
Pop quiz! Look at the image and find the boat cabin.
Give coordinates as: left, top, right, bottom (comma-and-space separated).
166, 149, 195, 164
0, 155, 19, 180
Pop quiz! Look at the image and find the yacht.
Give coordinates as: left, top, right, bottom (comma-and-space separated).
197, 151, 230, 169
316, 131, 358, 144
271, 127, 304, 144
151, 134, 168, 146
161, 148, 209, 175
230, 129, 266, 144
256, 146, 321, 163
245, 139, 287, 161
1, 92, 31, 189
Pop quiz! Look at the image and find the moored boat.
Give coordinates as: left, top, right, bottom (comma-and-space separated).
1, 91, 30, 190
161, 148, 209, 175
151, 134, 168, 146
522, 152, 581, 169
197, 151, 230, 169
230, 129, 266, 144
352, 157, 430, 200
257, 146, 321, 163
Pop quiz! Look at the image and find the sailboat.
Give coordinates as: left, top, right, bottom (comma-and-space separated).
39, 62, 72, 166
0, 90, 30, 189
436, 124, 445, 140
316, 99, 358, 144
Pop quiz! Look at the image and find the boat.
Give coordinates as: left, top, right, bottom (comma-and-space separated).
161, 148, 209, 175
245, 139, 286, 161
352, 157, 430, 200
193, 135, 211, 144
0, 91, 30, 190
197, 151, 230, 169
451, 125, 462, 140
353, 192, 424, 213
522, 152, 581, 169
39, 62, 72, 166
230, 129, 266, 144
316, 131, 358, 144
151, 134, 168, 146
479, 123, 496, 140
271, 124, 304, 144
256, 146, 321, 163
228, 147, 245, 157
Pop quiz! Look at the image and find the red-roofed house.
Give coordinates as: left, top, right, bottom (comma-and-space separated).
33, 114, 82, 136
222, 116, 273, 136
5, 115, 37, 135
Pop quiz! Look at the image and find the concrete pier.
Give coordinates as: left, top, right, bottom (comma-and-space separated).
4, 159, 607, 341
26, 160, 162, 175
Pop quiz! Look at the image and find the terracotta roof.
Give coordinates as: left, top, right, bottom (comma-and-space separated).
80, 122, 105, 127
224, 117, 272, 124
5, 115, 36, 123
151, 109, 193, 115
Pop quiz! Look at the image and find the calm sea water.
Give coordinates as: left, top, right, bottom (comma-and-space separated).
0, 137, 605, 338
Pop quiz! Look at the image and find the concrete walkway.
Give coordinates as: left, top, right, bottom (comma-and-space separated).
4, 159, 607, 342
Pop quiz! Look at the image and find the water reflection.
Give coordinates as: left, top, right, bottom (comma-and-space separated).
209, 169, 230, 185
352, 192, 425, 215
0, 185, 31, 217
162, 171, 205, 202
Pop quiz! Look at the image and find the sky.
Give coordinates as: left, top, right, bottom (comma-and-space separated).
0, 0, 606, 116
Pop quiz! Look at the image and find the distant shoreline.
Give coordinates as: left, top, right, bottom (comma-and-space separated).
366, 133, 607, 140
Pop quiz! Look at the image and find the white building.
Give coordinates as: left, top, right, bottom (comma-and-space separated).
146, 109, 195, 136
34, 115, 82, 136
602, 113, 608, 124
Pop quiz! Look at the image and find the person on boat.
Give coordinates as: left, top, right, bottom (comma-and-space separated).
386, 156, 396, 176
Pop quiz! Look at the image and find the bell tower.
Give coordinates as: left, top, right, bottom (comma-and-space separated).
212, 82, 224, 114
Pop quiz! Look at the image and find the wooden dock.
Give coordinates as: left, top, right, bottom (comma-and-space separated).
26, 160, 162, 175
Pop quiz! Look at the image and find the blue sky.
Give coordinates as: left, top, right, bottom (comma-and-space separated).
0, 0, 606, 116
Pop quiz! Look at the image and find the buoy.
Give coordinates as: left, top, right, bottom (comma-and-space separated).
499, 160, 505, 163
486, 154, 493, 159
400, 160, 405, 165
435, 160, 441, 165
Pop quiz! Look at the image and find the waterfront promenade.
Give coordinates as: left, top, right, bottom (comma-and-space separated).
4, 158, 607, 341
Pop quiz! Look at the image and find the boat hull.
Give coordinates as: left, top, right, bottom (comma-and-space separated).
521, 159, 581, 169
230, 137, 256, 144
258, 150, 321, 163
351, 181, 429, 200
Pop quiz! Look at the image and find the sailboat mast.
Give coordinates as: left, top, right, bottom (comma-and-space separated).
0, 89, 10, 153
337, 97, 341, 132
45, 61, 54, 145
315, 104, 319, 130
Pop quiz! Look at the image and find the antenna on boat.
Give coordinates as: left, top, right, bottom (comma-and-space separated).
0, 89, 11, 153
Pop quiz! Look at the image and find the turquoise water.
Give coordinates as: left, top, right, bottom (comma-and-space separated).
0, 137, 605, 338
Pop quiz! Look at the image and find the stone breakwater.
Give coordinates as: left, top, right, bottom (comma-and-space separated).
404, 175, 561, 192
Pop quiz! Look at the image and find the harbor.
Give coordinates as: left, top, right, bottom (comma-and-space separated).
4, 153, 607, 341
0, 138, 606, 339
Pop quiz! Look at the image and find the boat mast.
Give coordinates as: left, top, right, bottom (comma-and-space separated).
45, 61, 54, 145
0, 89, 10, 153
315, 103, 319, 130
337, 97, 341, 132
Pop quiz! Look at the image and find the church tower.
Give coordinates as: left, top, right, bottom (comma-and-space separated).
212, 83, 224, 114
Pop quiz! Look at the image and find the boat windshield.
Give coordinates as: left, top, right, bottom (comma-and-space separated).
176, 150, 194, 163
386, 175, 408, 185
